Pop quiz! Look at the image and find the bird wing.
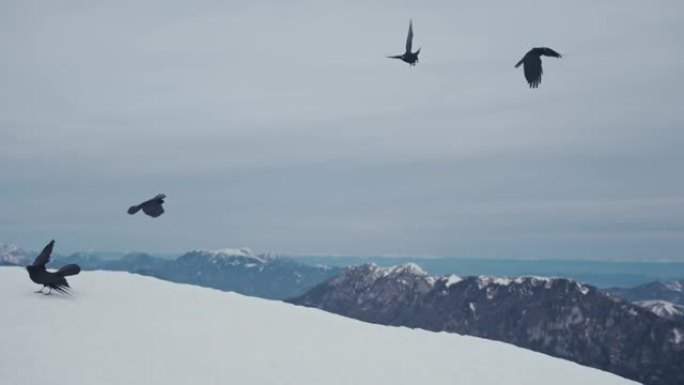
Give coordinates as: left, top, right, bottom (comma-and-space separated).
32, 240, 55, 267
405, 20, 414, 53
541, 47, 562, 58
514, 56, 525, 68
523, 56, 543, 88
142, 202, 165, 218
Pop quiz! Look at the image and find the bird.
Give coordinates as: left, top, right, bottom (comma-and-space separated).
128, 193, 166, 218
26, 240, 81, 295
387, 20, 421, 66
515, 47, 562, 88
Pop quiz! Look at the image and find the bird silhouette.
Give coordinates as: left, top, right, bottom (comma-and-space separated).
387, 20, 420, 66
26, 240, 81, 295
128, 193, 166, 218
515, 47, 562, 88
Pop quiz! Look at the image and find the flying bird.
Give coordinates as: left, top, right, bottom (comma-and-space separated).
26, 240, 81, 295
128, 193, 166, 218
515, 47, 562, 88
387, 20, 421, 66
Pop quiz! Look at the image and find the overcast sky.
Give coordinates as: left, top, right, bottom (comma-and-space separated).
1, 0, 683, 259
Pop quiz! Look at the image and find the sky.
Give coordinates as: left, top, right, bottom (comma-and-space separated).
1, 0, 683, 259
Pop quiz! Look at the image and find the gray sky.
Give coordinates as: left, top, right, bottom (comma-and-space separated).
1, 0, 684, 259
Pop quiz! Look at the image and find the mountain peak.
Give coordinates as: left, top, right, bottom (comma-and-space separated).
0, 242, 30, 266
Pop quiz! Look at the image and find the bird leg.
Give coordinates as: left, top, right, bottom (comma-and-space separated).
44, 287, 52, 295
34, 286, 45, 293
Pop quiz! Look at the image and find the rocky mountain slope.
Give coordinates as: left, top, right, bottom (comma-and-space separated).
289, 263, 684, 385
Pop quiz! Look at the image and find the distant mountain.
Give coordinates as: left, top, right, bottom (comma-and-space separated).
102, 252, 168, 275
289, 263, 684, 385
0, 243, 31, 266
151, 248, 340, 299
607, 280, 684, 306
45, 246, 339, 300
635, 300, 684, 323
53, 251, 107, 270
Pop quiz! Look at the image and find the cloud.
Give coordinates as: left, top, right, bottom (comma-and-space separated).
1, 0, 683, 258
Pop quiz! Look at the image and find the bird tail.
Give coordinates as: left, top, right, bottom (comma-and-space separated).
128, 205, 141, 215
57, 264, 81, 277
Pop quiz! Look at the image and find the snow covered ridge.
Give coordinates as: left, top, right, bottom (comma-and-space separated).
635, 300, 684, 322
189, 247, 267, 263
0, 242, 31, 266
339, 263, 592, 294
0, 267, 638, 385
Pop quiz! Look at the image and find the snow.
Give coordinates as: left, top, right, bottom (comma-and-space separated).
0, 267, 637, 385
635, 300, 684, 319
663, 281, 683, 292
379, 262, 428, 277
0, 243, 30, 265
673, 328, 683, 344
443, 274, 463, 288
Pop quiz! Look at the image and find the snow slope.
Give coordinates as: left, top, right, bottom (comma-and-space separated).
0, 268, 637, 385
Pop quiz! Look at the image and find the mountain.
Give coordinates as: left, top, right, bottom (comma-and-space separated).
0, 243, 31, 266
289, 263, 684, 385
101, 252, 168, 275
607, 280, 684, 306
151, 248, 339, 299
0, 267, 637, 385
52, 251, 107, 270
39, 245, 337, 300
635, 300, 684, 323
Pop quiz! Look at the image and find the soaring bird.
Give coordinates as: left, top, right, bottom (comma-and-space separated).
26, 240, 81, 295
128, 193, 166, 218
387, 20, 421, 66
515, 47, 562, 88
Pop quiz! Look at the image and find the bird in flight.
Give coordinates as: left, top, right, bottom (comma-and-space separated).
26, 240, 81, 295
387, 20, 421, 66
128, 193, 166, 218
515, 47, 562, 88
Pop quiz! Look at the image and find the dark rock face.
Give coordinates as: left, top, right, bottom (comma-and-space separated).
607, 280, 684, 306
290, 263, 684, 385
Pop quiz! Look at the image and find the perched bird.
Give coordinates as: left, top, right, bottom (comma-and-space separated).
515, 47, 562, 88
387, 20, 421, 66
26, 240, 81, 295
128, 193, 166, 218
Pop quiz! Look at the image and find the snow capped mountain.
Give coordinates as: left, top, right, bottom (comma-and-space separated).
0, 243, 31, 266
607, 279, 684, 306
151, 248, 339, 299
290, 263, 684, 385
0, 267, 637, 385
635, 300, 684, 322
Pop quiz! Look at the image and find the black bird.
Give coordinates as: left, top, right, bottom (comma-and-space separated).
515, 47, 562, 88
26, 240, 81, 295
128, 193, 166, 218
387, 20, 420, 66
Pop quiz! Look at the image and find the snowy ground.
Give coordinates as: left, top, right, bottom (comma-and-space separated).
0, 267, 638, 385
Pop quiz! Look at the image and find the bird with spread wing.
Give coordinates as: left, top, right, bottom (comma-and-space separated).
128, 193, 166, 218
26, 240, 81, 295
515, 47, 562, 88
387, 20, 421, 66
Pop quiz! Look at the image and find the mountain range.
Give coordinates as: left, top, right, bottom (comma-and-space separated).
289, 263, 684, 385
